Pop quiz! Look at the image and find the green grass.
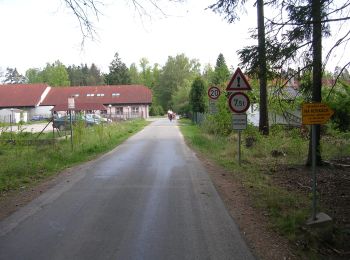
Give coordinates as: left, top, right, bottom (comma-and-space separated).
180, 119, 350, 257
0, 120, 148, 193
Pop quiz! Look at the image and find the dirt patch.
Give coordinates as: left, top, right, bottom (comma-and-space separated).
271, 159, 350, 258
198, 154, 299, 260
199, 152, 350, 259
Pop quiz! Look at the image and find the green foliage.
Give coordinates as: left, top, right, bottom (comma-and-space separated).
172, 85, 191, 115
67, 63, 104, 86
189, 77, 207, 113
41, 61, 70, 87
26, 62, 104, 87
158, 54, 200, 109
324, 82, 350, 131
149, 105, 164, 116
104, 52, 131, 85
180, 121, 349, 256
202, 63, 215, 86
201, 94, 232, 136
129, 63, 141, 84
139, 57, 155, 88
212, 53, 230, 87
0, 120, 148, 193
3, 67, 26, 84
26, 68, 43, 83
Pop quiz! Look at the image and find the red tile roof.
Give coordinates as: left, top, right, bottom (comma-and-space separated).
52, 103, 107, 111
41, 85, 152, 106
0, 84, 49, 108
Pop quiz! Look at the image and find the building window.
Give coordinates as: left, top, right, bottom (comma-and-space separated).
132, 106, 139, 114
87, 93, 95, 97
112, 93, 120, 97
116, 107, 123, 115
96, 93, 105, 97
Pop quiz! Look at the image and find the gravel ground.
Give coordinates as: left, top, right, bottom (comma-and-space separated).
0, 123, 53, 133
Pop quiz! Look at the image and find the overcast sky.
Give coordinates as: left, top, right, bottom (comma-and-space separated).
0, 0, 348, 75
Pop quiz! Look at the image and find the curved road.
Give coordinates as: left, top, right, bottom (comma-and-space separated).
0, 118, 254, 260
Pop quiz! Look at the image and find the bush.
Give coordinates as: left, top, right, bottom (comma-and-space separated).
149, 105, 164, 116
325, 83, 350, 131
201, 95, 232, 136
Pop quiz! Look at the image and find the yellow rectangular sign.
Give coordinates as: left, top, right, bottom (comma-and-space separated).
302, 103, 334, 125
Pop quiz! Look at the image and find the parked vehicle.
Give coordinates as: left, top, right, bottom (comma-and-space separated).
85, 114, 112, 123
53, 115, 97, 131
31, 115, 50, 121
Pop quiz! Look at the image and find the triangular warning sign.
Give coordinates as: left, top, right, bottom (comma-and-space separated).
226, 67, 251, 91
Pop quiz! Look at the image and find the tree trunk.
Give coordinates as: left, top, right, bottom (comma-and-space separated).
257, 0, 269, 135
307, 0, 323, 166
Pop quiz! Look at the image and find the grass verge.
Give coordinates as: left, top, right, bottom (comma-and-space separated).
180, 119, 349, 258
0, 120, 148, 194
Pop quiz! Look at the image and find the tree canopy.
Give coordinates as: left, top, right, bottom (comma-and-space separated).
105, 52, 131, 85
3, 68, 26, 84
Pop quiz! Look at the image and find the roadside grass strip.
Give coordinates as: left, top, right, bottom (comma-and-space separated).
0, 120, 148, 193
180, 119, 350, 258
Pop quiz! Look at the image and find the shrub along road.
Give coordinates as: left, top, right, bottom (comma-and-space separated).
0, 118, 254, 259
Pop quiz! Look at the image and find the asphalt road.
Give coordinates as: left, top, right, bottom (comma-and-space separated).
0, 118, 255, 260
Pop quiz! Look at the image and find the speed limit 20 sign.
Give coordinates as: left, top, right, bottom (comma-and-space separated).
208, 86, 221, 100
228, 92, 250, 113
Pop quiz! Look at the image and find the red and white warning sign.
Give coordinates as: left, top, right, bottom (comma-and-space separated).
226, 67, 251, 91
208, 86, 221, 100
228, 92, 250, 113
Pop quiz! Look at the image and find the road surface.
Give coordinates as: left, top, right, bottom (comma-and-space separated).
0, 118, 255, 259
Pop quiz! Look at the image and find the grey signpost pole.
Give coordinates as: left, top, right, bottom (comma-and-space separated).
303, 103, 333, 225
238, 130, 241, 166
68, 97, 75, 151
70, 110, 73, 151
226, 68, 252, 167
311, 124, 317, 220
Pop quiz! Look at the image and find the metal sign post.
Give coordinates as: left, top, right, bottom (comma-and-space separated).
69, 110, 73, 151
238, 130, 241, 166
226, 68, 252, 166
68, 97, 75, 151
302, 103, 334, 225
208, 86, 221, 115
232, 114, 247, 166
311, 125, 317, 220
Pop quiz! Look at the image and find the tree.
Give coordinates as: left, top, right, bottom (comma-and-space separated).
67, 63, 104, 86
0, 67, 4, 82
3, 67, 26, 84
129, 63, 141, 84
139, 58, 154, 88
210, 0, 350, 164
158, 54, 200, 109
26, 68, 43, 83
87, 63, 104, 85
41, 61, 70, 87
105, 52, 131, 85
67, 65, 85, 86
210, 0, 269, 135
172, 84, 191, 115
202, 63, 216, 86
212, 53, 230, 87
189, 77, 207, 113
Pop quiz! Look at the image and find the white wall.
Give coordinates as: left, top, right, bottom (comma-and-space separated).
29, 106, 53, 118
0, 109, 27, 123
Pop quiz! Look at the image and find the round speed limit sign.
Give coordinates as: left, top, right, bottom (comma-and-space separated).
208, 86, 221, 100
228, 92, 250, 113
